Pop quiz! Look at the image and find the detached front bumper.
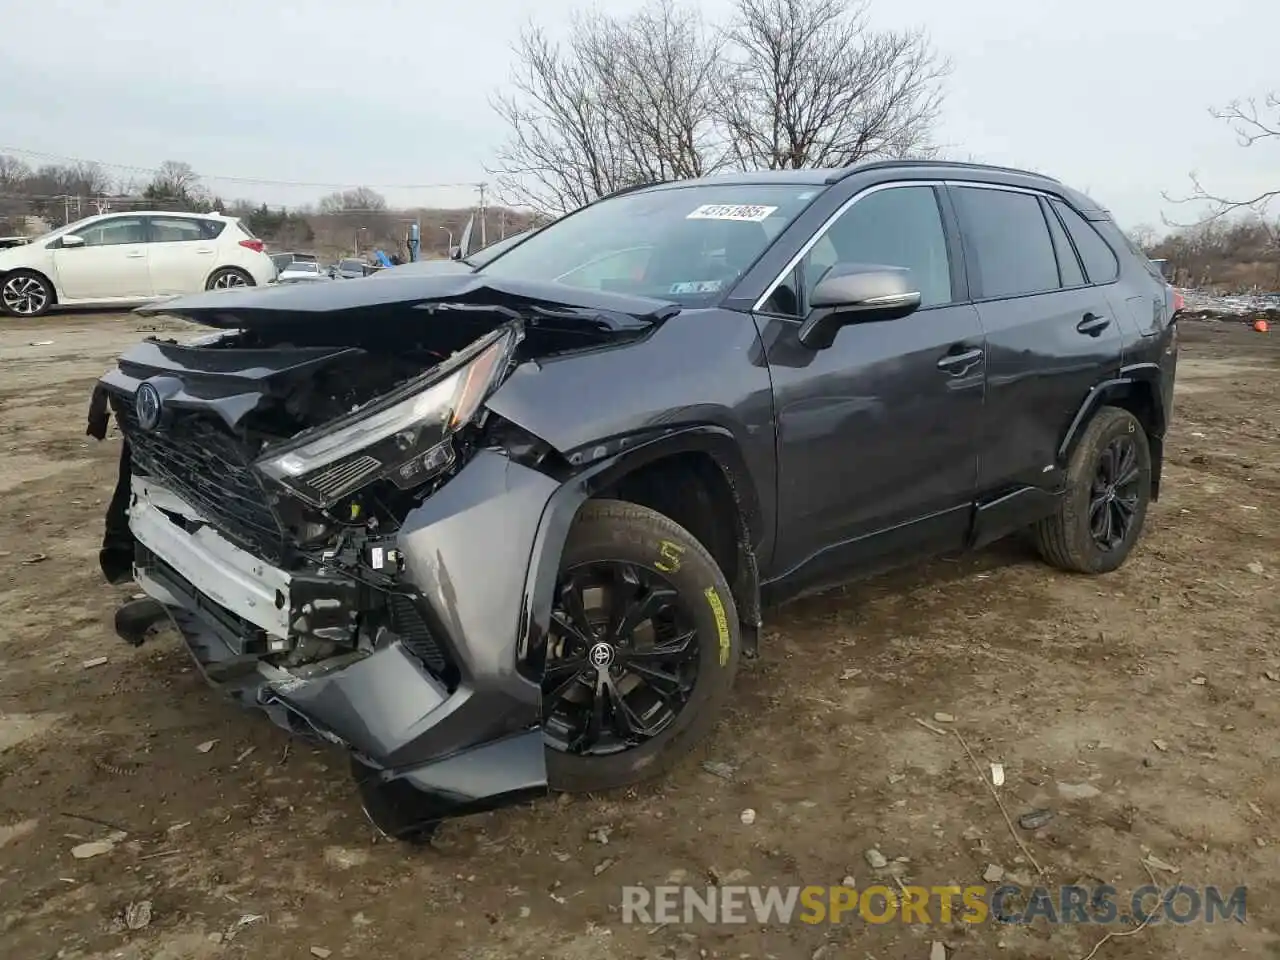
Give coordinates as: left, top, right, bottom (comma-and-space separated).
123, 449, 564, 836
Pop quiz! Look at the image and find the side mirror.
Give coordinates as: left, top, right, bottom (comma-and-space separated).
797, 264, 921, 350
60, 234, 86, 248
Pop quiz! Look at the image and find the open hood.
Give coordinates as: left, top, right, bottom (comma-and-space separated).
137, 272, 681, 335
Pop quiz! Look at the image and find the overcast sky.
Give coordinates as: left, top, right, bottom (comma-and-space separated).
1, 0, 1275, 232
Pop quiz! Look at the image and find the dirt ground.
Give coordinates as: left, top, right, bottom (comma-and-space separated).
0, 311, 1277, 960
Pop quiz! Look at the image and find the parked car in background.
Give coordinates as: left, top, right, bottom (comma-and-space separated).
276, 260, 328, 283
0, 211, 275, 317
89, 160, 1176, 841
329, 258, 370, 279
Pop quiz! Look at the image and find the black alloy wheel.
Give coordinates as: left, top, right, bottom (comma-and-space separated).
1089, 434, 1142, 551
1032, 405, 1152, 574
543, 560, 700, 757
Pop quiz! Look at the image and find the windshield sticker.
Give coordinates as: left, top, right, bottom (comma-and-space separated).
669, 280, 723, 294
686, 204, 778, 223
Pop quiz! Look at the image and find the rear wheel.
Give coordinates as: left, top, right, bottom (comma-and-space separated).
1, 271, 54, 317
1032, 406, 1152, 574
543, 500, 740, 793
206, 267, 253, 291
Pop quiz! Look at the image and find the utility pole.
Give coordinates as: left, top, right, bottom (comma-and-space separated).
477, 181, 488, 248
499, 207, 506, 240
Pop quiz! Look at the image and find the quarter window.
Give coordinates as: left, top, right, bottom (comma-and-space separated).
954, 187, 1060, 298
802, 185, 953, 309
1051, 200, 1119, 284
74, 217, 147, 247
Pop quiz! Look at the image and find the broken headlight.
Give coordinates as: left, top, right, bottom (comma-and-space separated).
256, 324, 519, 506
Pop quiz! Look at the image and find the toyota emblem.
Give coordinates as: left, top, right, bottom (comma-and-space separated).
135, 383, 162, 431
588, 642, 615, 669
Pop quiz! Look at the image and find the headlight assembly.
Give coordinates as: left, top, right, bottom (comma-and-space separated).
256, 323, 520, 506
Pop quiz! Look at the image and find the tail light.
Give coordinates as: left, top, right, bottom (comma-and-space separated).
1172, 289, 1184, 313
239, 238, 266, 253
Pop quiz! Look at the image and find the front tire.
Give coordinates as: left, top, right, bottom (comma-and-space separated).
1, 270, 55, 317
205, 267, 254, 291
1032, 406, 1152, 574
543, 499, 740, 793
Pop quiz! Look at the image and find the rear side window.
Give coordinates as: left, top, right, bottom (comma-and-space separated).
149, 217, 206, 243
1040, 199, 1085, 287
1051, 200, 1118, 283
953, 187, 1059, 298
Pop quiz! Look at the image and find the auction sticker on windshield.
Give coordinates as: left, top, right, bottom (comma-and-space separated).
686, 204, 778, 222
669, 280, 723, 294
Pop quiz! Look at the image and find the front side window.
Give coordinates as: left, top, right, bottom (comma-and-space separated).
954, 187, 1059, 299
479, 184, 822, 304
802, 185, 953, 309
75, 217, 147, 247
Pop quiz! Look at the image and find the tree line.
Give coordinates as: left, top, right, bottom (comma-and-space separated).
0, 157, 527, 257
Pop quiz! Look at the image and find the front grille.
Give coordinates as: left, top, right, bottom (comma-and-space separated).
112, 393, 287, 562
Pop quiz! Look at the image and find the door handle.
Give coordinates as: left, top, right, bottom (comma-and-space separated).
195, 248, 214, 254
937, 346, 983, 375
1077, 312, 1110, 336
125, 250, 145, 259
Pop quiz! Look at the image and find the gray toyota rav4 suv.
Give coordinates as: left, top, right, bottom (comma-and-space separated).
88, 160, 1178, 840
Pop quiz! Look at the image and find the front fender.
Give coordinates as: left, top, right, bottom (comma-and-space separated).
515, 423, 766, 678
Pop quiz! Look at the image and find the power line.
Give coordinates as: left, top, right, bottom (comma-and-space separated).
0, 146, 485, 192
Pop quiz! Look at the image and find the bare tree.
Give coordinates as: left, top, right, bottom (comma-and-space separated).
143, 160, 213, 211
579, 0, 726, 182
1126, 224, 1157, 253
318, 187, 389, 214
718, 0, 948, 169
489, 0, 948, 212
489, 0, 723, 214
1164, 93, 1280, 238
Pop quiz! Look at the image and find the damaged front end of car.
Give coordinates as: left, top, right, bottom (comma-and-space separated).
86, 275, 677, 840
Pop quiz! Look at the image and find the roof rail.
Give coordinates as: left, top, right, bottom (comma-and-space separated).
826, 159, 1062, 184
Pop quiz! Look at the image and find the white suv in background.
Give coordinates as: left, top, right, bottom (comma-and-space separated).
0, 211, 278, 318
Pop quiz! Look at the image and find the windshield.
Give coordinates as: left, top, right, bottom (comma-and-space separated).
478, 183, 822, 302
469, 231, 528, 266
21, 214, 100, 246
289, 262, 320, 273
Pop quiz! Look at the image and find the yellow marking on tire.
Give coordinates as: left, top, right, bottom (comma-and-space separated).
704, 586, 731, 666
655, 539, 686, 573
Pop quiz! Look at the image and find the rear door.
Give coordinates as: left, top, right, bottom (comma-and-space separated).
949, 184, 1122, 495
51, 215, 152, 299
146, 216, 221, 294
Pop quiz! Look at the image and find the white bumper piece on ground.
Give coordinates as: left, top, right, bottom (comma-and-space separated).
127, 476, 293, 645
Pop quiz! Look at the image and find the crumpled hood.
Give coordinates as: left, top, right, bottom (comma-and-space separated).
137, 272, 682, 334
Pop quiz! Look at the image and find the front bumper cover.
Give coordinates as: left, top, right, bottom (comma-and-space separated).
123, 448, 564, 837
